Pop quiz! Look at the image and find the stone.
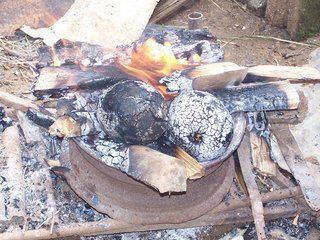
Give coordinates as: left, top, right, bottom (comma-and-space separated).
247, 0, 267, 17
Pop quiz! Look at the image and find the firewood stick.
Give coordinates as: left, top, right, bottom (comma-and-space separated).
249, 132, 277, 177
237, 131, 266, 240
0, 204, 304, 240
0, 91, 39, 112
213, 81, 300, 113
2, 125, 26, 224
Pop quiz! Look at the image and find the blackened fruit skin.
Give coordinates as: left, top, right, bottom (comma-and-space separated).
168, 90, 233, 162
97, 80, 168, 144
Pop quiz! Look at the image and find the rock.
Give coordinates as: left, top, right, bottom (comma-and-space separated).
309, 48, 320, 71
247, 0, 267, 17
288, 44, 297, 50
265, 0, 288, 28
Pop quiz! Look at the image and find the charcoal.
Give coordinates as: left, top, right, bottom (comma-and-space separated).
97, 80, 168, 144
168, 91, 233, 162
26, 109, 55, 129
0, 107, 12, 132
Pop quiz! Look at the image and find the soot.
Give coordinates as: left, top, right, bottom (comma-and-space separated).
97, 80, 168, 144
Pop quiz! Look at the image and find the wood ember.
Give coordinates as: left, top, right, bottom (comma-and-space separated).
212, 81, 300, 113
244, 65, 320, 84
271, 124, 320, 211
49, 116, 81, 138
237, 131, 266, 240
1, 125, 25, 225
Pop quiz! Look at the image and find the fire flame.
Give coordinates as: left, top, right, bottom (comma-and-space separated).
119, 38, 200, 98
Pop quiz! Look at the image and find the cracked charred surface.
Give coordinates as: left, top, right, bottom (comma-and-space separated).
168, 91, 233, 162
97, 80, 168, 144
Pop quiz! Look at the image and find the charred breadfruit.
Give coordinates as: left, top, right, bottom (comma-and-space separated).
168, 90, 233, 162
97, 80, 168, 144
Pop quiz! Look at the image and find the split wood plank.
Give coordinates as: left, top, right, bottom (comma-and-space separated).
271, 124, 320, 211
21, 0, 159, 49
128, 146, 187, 193
188, 62, 248, 91
213, 81, 300, 113
244, 65, 320, 84
150, 0, 190, 23
0, 91, 39, 112
2, 125, 26, 224
249, 132, 277, 177
237, 131, 266, 240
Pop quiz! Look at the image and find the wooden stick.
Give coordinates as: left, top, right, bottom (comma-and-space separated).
0, 203, 303, 240
237, 131, 266, 240
2, 125, 26, 224
0, 91, 39, 112
271, 124, 320, 211
213, 81, 300, 113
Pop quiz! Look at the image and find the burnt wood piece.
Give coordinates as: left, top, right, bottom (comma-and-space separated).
149, 0, 192, 23
266, 90, 308, 124
0, 91, 40, 112
34, 65, 135, 96
37, 39, 108, 68
26, 109, 55, 129
38, 25, 223, 67
244, 65, 320, 84
237, 131, 266, 240
2, 125, 26, 225
212, 81, 300, 113
271, 124, 320, 211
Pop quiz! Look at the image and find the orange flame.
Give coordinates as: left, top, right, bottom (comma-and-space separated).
52, 47, 61, 67
119, 38, 200, 98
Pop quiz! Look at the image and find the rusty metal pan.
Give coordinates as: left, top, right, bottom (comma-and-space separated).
59, 113, 245, 224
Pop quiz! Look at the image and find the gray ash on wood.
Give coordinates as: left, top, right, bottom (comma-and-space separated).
0, 107, 12, 132
168, 91, 233, 162
97, 80, 168, 144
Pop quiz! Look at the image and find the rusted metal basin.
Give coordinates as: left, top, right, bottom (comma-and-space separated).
60, 113, 246, 224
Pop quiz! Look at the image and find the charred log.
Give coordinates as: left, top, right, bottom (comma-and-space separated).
212, 81, 300, 113
34, 65, 137, 96
97, 81, 168, 144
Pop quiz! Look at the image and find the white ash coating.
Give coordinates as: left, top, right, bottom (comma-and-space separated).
168, 91, 233, 162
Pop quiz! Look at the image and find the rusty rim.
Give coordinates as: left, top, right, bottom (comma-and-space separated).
59, 113, 245, 224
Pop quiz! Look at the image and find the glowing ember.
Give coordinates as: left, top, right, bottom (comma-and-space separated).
52, 47, 61, 67
119, 38, 200, 97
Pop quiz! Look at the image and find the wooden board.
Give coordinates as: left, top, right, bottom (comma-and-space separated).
244, 65, 320, 83
271, 124, 320, 211
21, 0, 159, 49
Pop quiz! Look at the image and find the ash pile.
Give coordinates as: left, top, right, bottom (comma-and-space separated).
0, 24, 319, 240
